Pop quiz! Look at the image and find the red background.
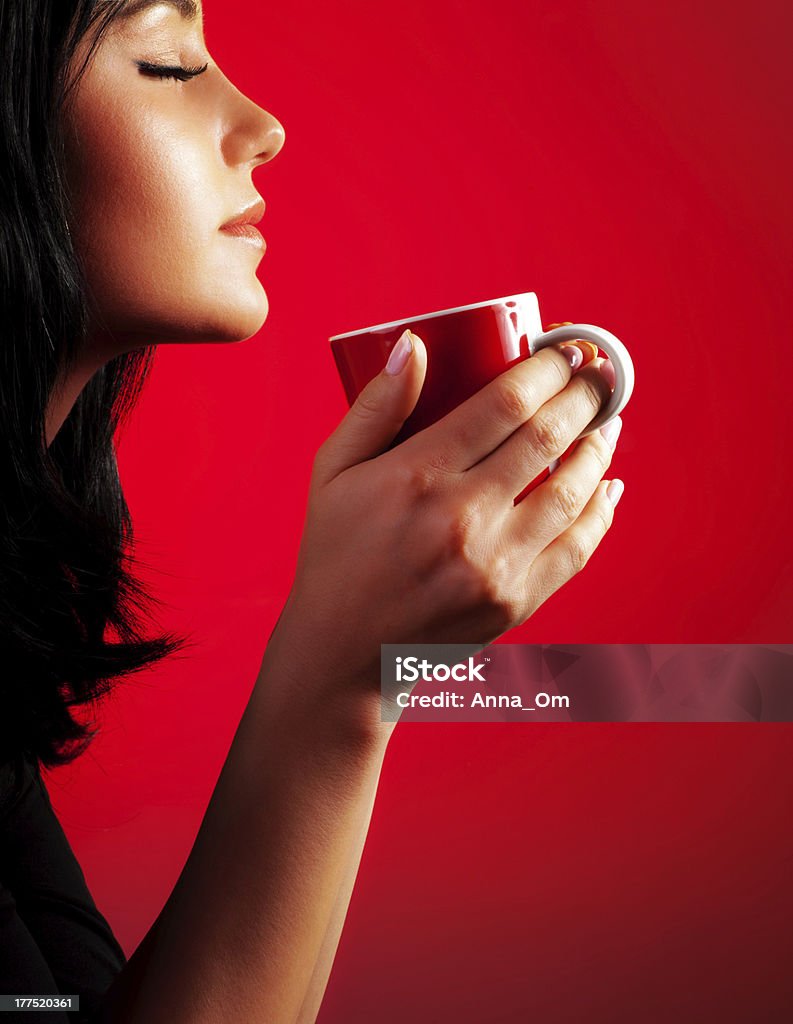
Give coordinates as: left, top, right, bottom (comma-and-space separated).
45, 1, 793, 1021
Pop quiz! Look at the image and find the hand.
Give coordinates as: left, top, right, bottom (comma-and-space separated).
264, 327, 623, 724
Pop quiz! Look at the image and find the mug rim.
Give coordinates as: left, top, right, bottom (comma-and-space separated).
328, 292, 538, 341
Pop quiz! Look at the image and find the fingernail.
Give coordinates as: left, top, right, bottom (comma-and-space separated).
606, 479, 624, 507
559, 344, 583, 370
578, 342, 600, 365
600, 357, 616, 390
385, 329, 413, 375
600, 415, 622, 449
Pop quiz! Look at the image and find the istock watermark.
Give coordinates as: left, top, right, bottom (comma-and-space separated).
391, 653, 569, 713
380, 644, 793, 723
395, 655, 487, 683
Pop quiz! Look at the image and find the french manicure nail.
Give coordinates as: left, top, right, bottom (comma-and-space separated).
559, 344, 583, 370
600, 415, 622, 449
385, 329, 413, 375
600, 358, 616, 390
606, 479, 625, 507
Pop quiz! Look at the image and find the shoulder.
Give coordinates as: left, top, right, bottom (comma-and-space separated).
0, 753, 39, 827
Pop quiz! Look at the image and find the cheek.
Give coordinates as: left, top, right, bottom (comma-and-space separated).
71, 115, 214, 321
65, 94, 267, 341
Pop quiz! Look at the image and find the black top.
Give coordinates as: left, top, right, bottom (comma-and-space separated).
0, 756, 126, 1023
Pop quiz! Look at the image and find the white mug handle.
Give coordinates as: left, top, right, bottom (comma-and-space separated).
530, 324, 635, 439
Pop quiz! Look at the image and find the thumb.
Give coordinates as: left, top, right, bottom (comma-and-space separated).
317, 329, 428, 481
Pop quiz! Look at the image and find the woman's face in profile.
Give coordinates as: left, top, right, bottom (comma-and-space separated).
60, 0, 285, 352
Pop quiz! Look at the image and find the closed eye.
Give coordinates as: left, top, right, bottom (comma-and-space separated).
136, 60, 209, 81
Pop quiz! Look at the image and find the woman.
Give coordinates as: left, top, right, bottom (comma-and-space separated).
0, 0, 623, 1020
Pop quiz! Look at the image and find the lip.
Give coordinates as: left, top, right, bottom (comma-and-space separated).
220, 222, 266, 249
220, 197, 266, 230
219, 198, 266, 251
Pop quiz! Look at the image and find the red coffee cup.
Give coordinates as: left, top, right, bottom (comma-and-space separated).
330, 292, 634, 501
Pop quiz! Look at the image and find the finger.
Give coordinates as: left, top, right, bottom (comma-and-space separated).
544, 324, 598, 366
465, 357, 615, 503
404, 342, 591, 474
522, 477, 624, 611
315, 330, 428, 484
502, 414, 620, 552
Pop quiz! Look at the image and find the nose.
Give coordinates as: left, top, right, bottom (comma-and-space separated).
221, 81, 286, 169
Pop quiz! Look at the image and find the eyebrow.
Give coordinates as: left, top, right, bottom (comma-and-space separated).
118, 0, 201, 21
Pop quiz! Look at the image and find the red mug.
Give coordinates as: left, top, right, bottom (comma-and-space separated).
330, 292, 634, 501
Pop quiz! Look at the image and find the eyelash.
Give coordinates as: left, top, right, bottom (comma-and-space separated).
136, 60, 209, 82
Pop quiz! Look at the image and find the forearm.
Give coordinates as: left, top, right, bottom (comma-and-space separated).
295, 753, 383, 1024
97, 649, 390, 1024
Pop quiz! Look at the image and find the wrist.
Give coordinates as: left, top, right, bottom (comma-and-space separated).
253, 603, 395, 761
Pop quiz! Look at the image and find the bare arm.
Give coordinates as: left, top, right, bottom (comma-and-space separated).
98, 630, 392, 1024
295, 751, 382, 1024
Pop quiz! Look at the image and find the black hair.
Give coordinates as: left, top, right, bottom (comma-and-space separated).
0, 0, 196, 770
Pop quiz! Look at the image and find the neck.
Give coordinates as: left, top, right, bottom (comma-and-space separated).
45, 334, 115, 447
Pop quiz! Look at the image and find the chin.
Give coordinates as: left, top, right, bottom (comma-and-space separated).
200, 285, 270, 344
111, 281, 270, 347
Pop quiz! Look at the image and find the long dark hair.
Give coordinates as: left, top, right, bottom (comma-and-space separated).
0, 0, 196, 770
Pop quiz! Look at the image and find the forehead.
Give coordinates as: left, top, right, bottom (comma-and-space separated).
101, 0, 205, 47
115, 0, 202, 23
